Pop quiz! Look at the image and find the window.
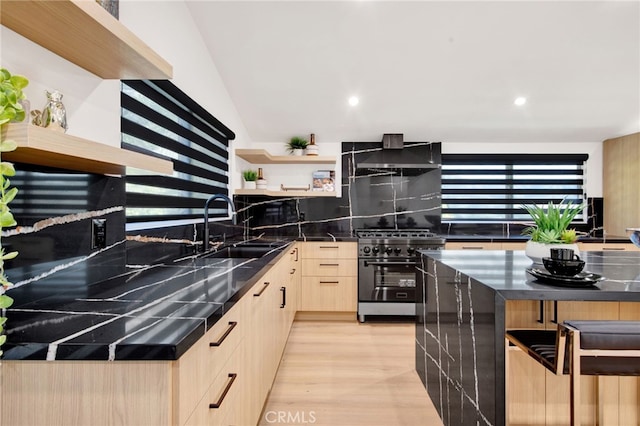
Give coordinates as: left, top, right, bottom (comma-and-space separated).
121, 80, 235, 227
441, 154, 588, 223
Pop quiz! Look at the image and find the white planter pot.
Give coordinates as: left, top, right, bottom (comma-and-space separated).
243, 180, 256, 189
293, 148, 304, 156
525, 240, 580, 264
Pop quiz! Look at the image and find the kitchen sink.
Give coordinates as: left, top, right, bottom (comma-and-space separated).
207, 242, 281, 259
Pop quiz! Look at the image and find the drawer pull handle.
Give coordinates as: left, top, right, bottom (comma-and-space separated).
462, 246, 484, 250
396, 292, 408, 299
603, 247, 625, 251
319, 263, 339, 267
280, 286, 286, 308
319, 280, 340, 284
320, 246, 339, 249
209, 322, 237, 347
290, 268, 296, 274
209, 373, 237, 409
254, 281, 270, 297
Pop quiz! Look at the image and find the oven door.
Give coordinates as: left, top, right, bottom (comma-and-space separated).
358, 258, 417, 302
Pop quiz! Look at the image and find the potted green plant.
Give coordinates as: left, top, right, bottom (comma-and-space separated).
521, 200, 585, 263
286, 136, 308, 156
242, 169, 258, 189
0, 67, 28, 356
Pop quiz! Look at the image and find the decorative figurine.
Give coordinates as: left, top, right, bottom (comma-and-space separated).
41, 90, 67, 132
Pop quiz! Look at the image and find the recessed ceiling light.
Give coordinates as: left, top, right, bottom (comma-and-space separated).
348, 96, 359, 106
514, 97, 527, 106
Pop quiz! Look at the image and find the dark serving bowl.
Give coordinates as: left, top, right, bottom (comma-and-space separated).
542, 257, 585, 277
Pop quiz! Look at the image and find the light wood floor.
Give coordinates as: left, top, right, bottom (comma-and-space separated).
259, 319, 444, 426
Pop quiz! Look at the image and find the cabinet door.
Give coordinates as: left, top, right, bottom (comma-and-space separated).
246, 277, 279, 424
173, 297, 246, 425
286, 244, 300, 326
184, 343, 245, 426
299, 276, 357, 312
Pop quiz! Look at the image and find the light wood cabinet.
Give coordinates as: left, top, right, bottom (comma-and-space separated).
174, 297, 247, 425
184, 343, 245, 426
578, 242, 640, 252
1, 247, 298, 426
445, 241, 524, 250
244, 252, 298, 426
299, 242, 357, 312
506, 300, 639, 425
603, 132, 640, 237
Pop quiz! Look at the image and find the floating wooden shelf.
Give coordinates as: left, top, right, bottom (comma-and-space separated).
235, 189, 337, 197
0, 0, 173, 79
2, 123, 173, 176
236, 149, 336, 164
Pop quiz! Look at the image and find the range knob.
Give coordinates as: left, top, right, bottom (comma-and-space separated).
363, 246, 371, 254
394, 247, 402, 254
385, 247, 393, 255
372, 246, 380, 254
407, 247, 415, 255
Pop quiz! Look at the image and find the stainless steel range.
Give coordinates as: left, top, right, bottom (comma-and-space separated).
356, 228, 445, 322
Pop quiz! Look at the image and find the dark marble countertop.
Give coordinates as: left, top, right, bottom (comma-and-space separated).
441, 235, 632, 243
3, 244, 290, 362
418, 249, 640, 301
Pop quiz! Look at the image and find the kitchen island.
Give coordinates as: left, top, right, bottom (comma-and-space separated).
415, 250, 640, 426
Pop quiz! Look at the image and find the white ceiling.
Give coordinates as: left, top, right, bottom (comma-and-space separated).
187, 1, 640, 145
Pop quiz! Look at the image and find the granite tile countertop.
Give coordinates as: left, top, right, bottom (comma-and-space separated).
3, 244, 289, 361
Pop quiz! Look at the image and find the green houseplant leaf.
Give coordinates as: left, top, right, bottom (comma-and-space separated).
0, 67, 27, 357
521, 200, 585, 244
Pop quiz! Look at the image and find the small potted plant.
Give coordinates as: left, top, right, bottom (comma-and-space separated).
521, 200, 585, 263
242, 169, 258, 189
286, 136, 308, 156
0, 68, 28, 356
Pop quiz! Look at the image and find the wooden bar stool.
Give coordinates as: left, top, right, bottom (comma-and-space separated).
506, 320, 640, 426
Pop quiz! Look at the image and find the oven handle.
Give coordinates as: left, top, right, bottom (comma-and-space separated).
363, 260, 418, 267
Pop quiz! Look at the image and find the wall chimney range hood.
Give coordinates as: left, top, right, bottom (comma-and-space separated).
355, 134, 440, 175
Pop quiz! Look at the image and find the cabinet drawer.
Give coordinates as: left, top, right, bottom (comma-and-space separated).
578, 242, 640, 252
174, 299, 246, 425
300, 276, 357, 312
184, 343, 245, 426
300, 241, 357, 259
445, 242, 502, 250
301, 258, 356, 277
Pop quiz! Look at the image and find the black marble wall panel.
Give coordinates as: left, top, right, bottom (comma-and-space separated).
440, 198, 603, 240
5, 164, 126, 280
416, 254, 499, 426
236, 141, 442, 238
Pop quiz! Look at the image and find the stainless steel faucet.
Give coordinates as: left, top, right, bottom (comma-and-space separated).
203, 194, 236, 251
